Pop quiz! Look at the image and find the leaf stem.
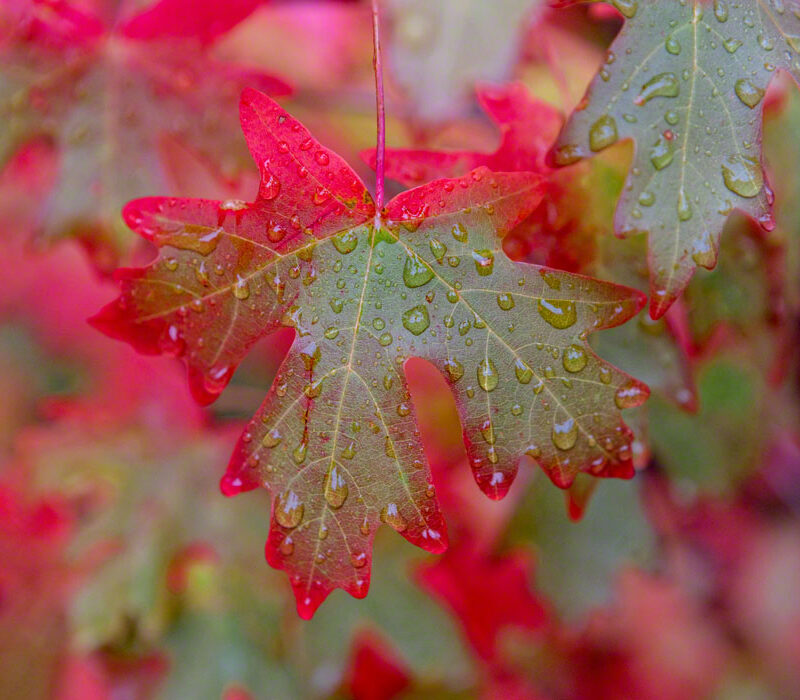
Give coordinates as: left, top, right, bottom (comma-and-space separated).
371, 0, 386, 211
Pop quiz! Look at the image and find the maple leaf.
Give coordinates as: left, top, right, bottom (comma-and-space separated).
91, 87, 648, 618
0, 0, 290, 268
550, 0, 800, 318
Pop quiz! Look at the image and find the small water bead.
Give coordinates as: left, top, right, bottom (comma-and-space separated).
451, 223, 468, 243
563, 345, 588, 373
446, 289, 459, 303
713, 0, 728, 22
552, 417, 578, 451
497, 293, 515, 310
372, 317, 385, 331
233, 275, 250, 300
259, 160, 281, 201
589, 115, 618, 152
341, 441, 356, 460
734, 79, 765, 108
403, 253, 434, 288
299, 341, 321, 370
397, 403, 410, 417
402, 305, 430, 335
514, 358, 533, 384
444, 357, 464, 382
638, 191, 655, 207
721, 155, 763, 198
318, 525, 328, 540
599, 367, 612, 384
477, 359, 499, 392
665, 110, 679, 126
351, 552, 367, 569
330, 298, 344, 314
379, 332, 393, 346
324, 326, 339, 340
324, 464, 348, 508
275, 490, 304, 528
614, 381, 647, 409
691, 231, 716, 268
380, 503, 407, 532
634, 72, 679, 105
333, 230, 359, 254
315, 151, 330, 166
610, 0, 637, 17
537, 299, 577, 329
511, 404, 523, 417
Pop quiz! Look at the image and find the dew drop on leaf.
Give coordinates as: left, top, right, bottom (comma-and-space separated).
402, 305, 430, 335
589, 115, 618, 152
403, 253, 434, 288
477, 359, 499, 392
275, 490, 304, 528
380, 503, 407, 532
324, 464, 348, 508
721, 154, 763, 198
552, 417, 578, 451
562, 344, 588, 373
537, 299, 577, 329
614, 381, 647, 409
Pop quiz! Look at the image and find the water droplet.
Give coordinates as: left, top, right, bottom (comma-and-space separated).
444, 357, 464, 382
665, 36, 681, 54
451, 223, 468, 243
552, 417, 578, 451
379, 332, 393, 346
299, 341, 321, 370
259, 160, 281, 200
429, 238, 447, 262
634, 72, 679, 105
324, 326, 339, 340
233, 275, 250, 300
292, 442, 307, 464
385, 436, 396, 459
734, 78, 765, 108
614, 381, 647, 409
315, 151, 330, 166
677, 188, 693, 221
480, 419, 495, 444
403, 252, 434, 288
477, 359, 499, 392
563, 344, 588, 373
537, 299, 577, 329
721, 155, 763, 198
472, 249, 494, 276
324, 464, 348, 508
589, 115, 618, 152
280, 536, 294, 555
397, 403, 410, 417
262, 429, 282, 448
496, 293, 515, 310
610, 0, 637, 18
380, 503, 407, 532
275, 490, 304, 528
713, 0, 728, 22
333, 230, 358, 254
402, 305, 430, 335
650, 134, 675, 170
351, 552, 367, 568
514, 358, 534, 384
723, 37, 743, 53
330, 298, 344, 314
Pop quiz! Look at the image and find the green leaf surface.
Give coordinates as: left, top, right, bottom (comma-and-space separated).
553, 0, 800, 317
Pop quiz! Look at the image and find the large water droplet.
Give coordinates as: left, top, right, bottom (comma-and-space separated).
614, 381, 647, 409
472, 249, 494, 276
477, 359, 499, 392
429, 238, 447, 263
634, 72, 679, 105
333, 230, 359, 254
514, 358, 533, 384
589, 115, 618, 152
275, 490, 304, 528
403, 252, 434, 288
537, 299, 577, 329
380, 503, 407, 532
734, 79, 765, 108
721, 154, 763, 198
324, 464, 348, 508
562, 344, 588, 373
402, 305, 430, 335
552, 417, 578, 451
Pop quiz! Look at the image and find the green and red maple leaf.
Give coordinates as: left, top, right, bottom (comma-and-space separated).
92, 88, 649, 618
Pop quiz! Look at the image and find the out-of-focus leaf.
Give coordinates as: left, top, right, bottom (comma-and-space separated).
383, 0, 544, 124
0, 0, 290, 268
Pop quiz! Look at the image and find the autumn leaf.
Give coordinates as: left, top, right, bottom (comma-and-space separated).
91, 87, 648, 618
0, 0, 290, 268
550, 0, 800, 318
